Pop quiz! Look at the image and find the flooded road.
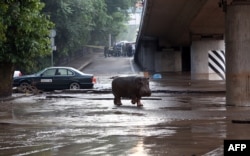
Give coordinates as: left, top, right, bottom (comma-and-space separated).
2, 91, 250, 156
1, 52, 250, 156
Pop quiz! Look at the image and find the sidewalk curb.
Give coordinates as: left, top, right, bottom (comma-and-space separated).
77, 60, 92, 71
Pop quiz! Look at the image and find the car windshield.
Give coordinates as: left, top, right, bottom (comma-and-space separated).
34, 68, 48, 76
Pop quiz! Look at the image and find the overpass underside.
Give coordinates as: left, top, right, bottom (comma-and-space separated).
135, 0, 250, 106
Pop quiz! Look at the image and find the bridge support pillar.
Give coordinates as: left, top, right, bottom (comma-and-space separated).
226, 2, 250, 106
135, 40, 156, 72
191, 40, 225, 80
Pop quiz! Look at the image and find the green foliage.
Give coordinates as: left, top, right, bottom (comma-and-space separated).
105, 0, 130, 13
40, 0, 138, 65
42, 0, 96, 62
0, 0, 141, 71
0, 2, 8, 42
103, 0, 131, 43
0, 0, 54, 97
0, 0, 54, 71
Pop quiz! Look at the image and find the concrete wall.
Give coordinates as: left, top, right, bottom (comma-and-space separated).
155, 50, 182, 72
135, 41, 183, 73
191, 40, 225, 80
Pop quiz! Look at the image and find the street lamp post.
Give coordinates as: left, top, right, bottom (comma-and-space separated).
49, 29, 56, 66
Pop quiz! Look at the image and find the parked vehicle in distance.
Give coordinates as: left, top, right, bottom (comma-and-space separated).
13, 66, 96, 91
13, 70, 22, 77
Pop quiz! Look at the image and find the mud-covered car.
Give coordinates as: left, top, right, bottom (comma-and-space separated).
13, 66, 96, 90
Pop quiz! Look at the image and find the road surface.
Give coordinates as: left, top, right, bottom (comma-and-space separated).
1, 52, 250, 156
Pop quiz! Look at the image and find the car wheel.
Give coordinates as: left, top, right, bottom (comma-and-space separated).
19, 82, 31, 92
69, 82, 80, 90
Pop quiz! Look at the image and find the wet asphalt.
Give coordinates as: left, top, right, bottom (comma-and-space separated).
1, 51, 250, 156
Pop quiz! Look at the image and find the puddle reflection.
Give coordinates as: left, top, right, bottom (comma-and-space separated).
0, 91, 237, 155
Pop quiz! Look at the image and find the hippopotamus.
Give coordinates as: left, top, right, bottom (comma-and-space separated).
111, 76, 151, 107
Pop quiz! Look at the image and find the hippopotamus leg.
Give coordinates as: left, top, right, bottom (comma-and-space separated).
131, 96, 143, 107
114, 97, 122, 106
131, 98, 136, 104
136, 97, 143, 107
131, 96, 137, 104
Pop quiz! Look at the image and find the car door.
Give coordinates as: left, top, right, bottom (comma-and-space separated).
52, 68, 73, 89
35, 68, 56, 90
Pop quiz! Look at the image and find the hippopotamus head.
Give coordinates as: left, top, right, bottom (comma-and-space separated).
136, 77, 151, 96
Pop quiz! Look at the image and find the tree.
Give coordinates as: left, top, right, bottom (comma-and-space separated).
104, 0, 140, 44
41, 0, 137, 64
41, 0, 112, 63
88, 0, 111, 45
0, 0, 54, 97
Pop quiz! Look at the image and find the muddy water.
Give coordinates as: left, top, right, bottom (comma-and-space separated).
1, 93, 250, 156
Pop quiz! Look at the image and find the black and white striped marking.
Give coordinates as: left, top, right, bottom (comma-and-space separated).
208, 50, 225, 80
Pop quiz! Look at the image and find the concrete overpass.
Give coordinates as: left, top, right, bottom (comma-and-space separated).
134, 0, 250, 106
